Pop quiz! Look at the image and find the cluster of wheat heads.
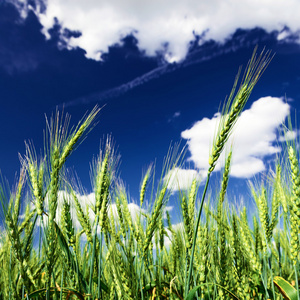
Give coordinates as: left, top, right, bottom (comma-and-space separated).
0, 48, 300, 300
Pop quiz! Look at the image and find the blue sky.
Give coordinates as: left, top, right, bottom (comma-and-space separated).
1, 1, 300, 217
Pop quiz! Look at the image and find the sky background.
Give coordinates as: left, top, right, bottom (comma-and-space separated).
1, 0, 300, 218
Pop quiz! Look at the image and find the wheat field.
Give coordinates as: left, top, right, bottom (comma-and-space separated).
0, 48, 299, 299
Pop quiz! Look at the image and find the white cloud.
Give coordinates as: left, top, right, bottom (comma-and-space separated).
164, 167, 202, 191
163, 205, 173, 220
278, 130, 298, 142
36, 190, 92, 229
163, 222, 184, 249
181, 97, 290, 178
38, 190, 148, 233
181, 113, 221, 171
13, 0, 300, 62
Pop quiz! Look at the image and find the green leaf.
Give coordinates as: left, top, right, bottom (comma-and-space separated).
54, 221, 88, 293
143, 280, 169, 292
274, 276, 298, 300
185, 285, 205, 300
23, 287, 84, 300
92, 276, 109, 293
185, 284, 239, 300
54, 221, 109, 294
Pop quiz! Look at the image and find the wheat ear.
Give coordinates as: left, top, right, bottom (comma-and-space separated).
288, 146, 300, 264
208, 48, 273, 173
140, 165, 152, 208
143, 186, 168, 257
185, 47, 272, 297
59, 106, 100, 168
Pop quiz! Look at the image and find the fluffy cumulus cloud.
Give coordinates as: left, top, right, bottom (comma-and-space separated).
37, 189, 172, 230
164, 167, 202, 192
34, 190, 94, 229
181, 97, 291, 178
13, 0, 300, 62
33, 190, 141, 228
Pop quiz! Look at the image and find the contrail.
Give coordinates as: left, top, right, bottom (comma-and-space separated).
62, 41, 252, 108
62, 63, 176, 108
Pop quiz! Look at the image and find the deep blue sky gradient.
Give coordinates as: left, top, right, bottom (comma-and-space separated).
1, 2, 300, 212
